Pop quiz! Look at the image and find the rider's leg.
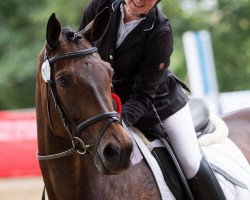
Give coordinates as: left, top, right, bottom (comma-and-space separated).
158, 103, 226, 200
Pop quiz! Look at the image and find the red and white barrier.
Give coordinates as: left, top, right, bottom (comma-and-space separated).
0, 110, 41, 177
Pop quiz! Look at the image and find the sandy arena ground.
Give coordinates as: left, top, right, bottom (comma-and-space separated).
0, 176, 44, 200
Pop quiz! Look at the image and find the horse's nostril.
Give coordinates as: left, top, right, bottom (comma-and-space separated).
104, 143, 119, 159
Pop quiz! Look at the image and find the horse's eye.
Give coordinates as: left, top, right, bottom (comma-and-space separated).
57, 76, 68, 87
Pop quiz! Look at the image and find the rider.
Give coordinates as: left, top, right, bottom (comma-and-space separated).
79, 0, 226, 199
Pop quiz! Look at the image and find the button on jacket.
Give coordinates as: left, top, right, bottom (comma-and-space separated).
79, 0, 188, 131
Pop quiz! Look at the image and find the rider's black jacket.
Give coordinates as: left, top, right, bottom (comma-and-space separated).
79, 0, 188, 131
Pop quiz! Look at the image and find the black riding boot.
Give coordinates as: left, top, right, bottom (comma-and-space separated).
188, 157, 226, 200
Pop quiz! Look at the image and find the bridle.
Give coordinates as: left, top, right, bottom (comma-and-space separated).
37, 46, 120, 161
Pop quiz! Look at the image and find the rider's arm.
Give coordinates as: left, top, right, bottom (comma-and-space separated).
121, 26, 173, 126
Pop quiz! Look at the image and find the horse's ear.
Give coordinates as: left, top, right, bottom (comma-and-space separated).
83, 7, 111, 43
46, 13, 61, 50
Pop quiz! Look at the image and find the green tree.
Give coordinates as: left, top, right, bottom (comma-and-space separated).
0, 0, 87, 109
212, 0, 250, 91
0, 0, 45, 109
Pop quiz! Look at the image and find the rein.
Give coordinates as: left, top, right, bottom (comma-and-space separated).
37, 46, 120, 161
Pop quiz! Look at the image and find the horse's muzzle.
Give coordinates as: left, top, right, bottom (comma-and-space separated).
94, 139, 133, 175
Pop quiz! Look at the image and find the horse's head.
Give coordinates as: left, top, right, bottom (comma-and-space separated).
36, 8, 133, 175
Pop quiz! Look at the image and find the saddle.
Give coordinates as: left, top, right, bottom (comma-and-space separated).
126, 97, 249, 199
142, 98, 247, 199
144, 98, 214, 200
189, 98, 215, 137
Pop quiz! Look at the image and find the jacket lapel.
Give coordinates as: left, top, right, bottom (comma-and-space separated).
108, 0, 122, 50
116, 7, 157, 53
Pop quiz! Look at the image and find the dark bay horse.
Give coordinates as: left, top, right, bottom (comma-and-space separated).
36, 9, 162, 200
222, 108, 250, 163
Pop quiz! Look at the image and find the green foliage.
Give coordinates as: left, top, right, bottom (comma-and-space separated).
0, 0, 249, 109
211, 0, 250, 91
0, 0, 87, 109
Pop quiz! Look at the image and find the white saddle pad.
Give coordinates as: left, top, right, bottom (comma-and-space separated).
199, 115, 250, 200
125, 114, 250, 200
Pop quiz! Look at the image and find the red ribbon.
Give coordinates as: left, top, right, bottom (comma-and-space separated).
111, 93, 122, 115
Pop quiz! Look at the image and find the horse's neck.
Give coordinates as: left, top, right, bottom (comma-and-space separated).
40, 150, 102, 199
41, 151, 161, 199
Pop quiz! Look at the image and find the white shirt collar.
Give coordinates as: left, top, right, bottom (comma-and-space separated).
116, 4, 144, 47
